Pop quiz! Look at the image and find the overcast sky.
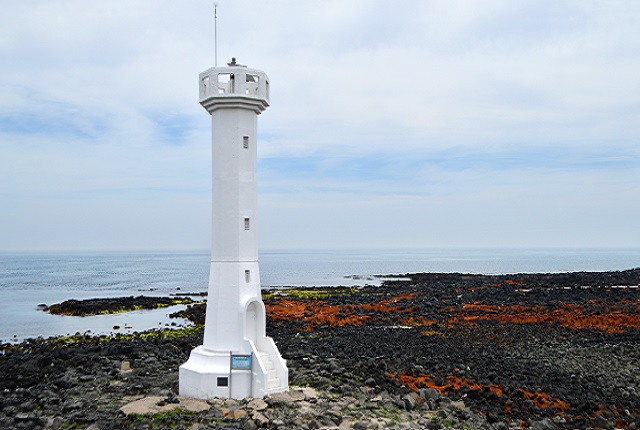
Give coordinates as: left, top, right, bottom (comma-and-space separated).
1, 0, 639, 251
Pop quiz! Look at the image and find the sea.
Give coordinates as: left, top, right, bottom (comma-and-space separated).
1, 248, 639, 343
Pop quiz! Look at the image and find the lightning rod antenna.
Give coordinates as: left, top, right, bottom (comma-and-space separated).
214, 3, 218, 66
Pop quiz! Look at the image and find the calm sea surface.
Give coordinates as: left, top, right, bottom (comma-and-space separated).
1, 248, 639, 342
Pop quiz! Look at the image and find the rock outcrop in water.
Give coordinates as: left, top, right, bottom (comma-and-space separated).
46, 295, 195, 316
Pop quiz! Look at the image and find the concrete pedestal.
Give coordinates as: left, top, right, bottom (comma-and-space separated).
180, 347, 236, 399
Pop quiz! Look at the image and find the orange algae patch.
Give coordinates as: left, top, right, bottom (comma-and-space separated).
387, 372, 569, 414
402, 316, 437, 327
265, 299, 370, 330
420, 329, 444, 337
388, 371, 502, 396
361, 292, 418, 313
504, 279, 527, 286
517, 388, 570, 413
471, 279, 528, 291
265, 292, 422, 330
485, 279, 528, 288
452, 300, 640, 334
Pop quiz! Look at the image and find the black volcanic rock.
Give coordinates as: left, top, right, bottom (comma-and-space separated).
1, 268, 639, 429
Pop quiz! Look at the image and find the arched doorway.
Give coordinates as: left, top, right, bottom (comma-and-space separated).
245, 301, 259, 344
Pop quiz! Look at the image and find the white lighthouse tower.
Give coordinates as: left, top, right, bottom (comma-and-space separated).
179, 58, 288, 399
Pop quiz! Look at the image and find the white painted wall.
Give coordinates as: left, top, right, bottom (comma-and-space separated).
180, 60, 287, 399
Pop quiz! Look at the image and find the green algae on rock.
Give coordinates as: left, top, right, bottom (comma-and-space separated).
46, 296, 198, 316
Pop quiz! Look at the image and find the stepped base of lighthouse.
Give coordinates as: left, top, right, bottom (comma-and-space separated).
180, 340, 288, 399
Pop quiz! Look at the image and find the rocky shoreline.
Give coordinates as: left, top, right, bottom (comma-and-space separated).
1, 269, 639, 429
45, 296, 196, 316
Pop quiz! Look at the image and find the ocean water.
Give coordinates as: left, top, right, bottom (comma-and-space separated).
1, 248, 639, 343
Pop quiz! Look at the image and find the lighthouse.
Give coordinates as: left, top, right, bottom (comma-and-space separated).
179, 58, 288, 399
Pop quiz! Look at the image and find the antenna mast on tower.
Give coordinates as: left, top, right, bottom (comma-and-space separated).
214, 3, 218, 66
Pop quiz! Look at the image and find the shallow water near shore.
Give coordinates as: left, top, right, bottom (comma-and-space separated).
4, 292, 191, 342
1, 248, 639, 342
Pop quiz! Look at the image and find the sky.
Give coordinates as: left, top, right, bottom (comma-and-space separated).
1, 0, 639, 251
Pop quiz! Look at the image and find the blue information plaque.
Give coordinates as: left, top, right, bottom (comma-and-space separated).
231, 355, 252, 370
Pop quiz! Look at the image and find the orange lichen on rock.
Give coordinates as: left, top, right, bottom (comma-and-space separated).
265, 299, 370, 330
402, 316, 437, 327
420, 329, 444, 337
361, 292, 417, 313
487, 279, 528, 288
471, 279, 528, 291
265, 299, 309, 320
387, 371, 501, 396
387, 372, 569, 414
452, 300, 640, 333
265, 292, 422, 330
517, 388, 570, 413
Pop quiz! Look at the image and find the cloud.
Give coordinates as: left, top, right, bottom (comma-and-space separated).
1, 0, 639, 250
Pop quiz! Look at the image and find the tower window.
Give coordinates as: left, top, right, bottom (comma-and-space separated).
245, 270, 251, 283
245, 74, 259, 95
244, 218, 250, 230
217, 73, 234, 94
243, 136, 249, 149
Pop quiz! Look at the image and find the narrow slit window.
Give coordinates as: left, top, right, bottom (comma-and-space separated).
244, 218, 250, 231
243, 135, 249, 149
245, 270, 251, 283
202, 76, 209, 96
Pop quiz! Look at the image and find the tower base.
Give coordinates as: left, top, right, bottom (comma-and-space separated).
180, 341, 288, 399
179, 347, 239, 399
